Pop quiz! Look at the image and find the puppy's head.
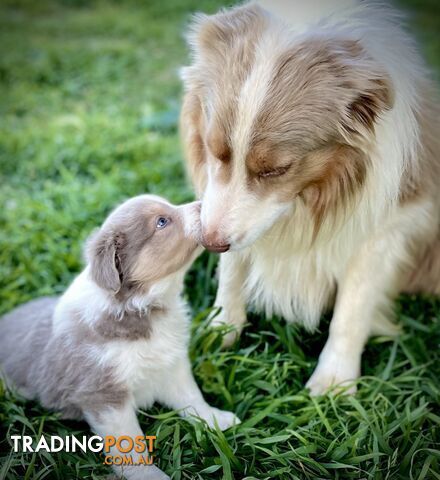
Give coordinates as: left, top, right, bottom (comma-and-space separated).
181, 5, 393, 250
86, 195, 201, 294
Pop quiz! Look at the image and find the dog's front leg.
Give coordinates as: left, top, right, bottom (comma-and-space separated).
157, 358, 240, 430
306, 230, 406, 396
84, 403, 170, 480
210, 251, 248, 347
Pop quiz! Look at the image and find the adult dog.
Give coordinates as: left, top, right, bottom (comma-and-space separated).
180, 0, 440, 394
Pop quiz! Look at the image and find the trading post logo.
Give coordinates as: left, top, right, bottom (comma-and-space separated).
10, 434, 157, 466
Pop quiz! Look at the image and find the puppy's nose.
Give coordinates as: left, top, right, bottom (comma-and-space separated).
185, 200, 202, 216
201, 230, 230, 253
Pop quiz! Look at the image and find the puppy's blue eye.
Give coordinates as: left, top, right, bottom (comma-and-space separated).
156, 217, 169, 229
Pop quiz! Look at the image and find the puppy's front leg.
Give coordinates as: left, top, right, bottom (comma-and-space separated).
157, 358, 240, 430
211, 251, 248, 347
306, 230, 406, 396
84, 403, 170, 480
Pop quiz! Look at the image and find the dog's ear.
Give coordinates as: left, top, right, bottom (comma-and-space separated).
86, 228, 126, 293
332, 39, 394, 139
180, 91, 207, 196
342, 77, 392, 137
184, 4, 267, 63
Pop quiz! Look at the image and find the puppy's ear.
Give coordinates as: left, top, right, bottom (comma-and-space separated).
86, 228, 126, 293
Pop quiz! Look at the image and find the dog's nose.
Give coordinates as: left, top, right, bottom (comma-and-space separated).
204, 243, 230, 253
201, 231, 230, 253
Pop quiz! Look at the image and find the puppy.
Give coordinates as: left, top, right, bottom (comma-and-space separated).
180, 0, 440, 394
0, 194, 240, 480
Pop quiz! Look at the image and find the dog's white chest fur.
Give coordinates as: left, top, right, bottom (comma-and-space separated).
241, 209, 355, 330
245, 248, 333, 330
244, 247, 337, 331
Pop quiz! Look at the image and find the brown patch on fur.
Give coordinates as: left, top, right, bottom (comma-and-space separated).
398, 169, 421, 204
206, 125, 233, 184
180, 92, 206, 196
93, 306, 167, 341
207, 129, 231, 164
254, 38, 392, 149
245, 141, 368, 239
342, 78, 392, 135
246, 142, 293, 179
298, 145, 368, 238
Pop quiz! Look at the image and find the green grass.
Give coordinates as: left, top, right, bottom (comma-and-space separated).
0, 0, 439, 478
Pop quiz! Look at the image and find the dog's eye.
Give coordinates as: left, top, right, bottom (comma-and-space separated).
258, 165, 290, 179
156, 217, 169, 229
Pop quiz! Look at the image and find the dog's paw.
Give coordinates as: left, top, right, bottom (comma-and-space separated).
196, 406, 241, 431
210, 309, 246, 348
306, 349, 360, 396
219, 329, 240, 349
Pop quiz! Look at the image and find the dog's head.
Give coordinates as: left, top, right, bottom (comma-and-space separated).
86, 195, 201, 294
181, 4, 393, 250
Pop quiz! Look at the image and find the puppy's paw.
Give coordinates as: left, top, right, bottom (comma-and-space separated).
116, 464, 170, 480
143, 466, 171, 480
306, 349, 360, 396
147, 466, 171, 480
210, 309, 246, 348
196, 406, 241, 431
